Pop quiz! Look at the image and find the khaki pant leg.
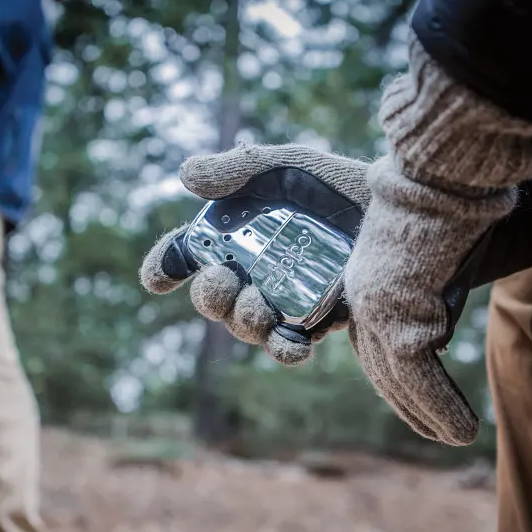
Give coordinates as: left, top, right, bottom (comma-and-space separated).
487, 268, 532, 532
0, 228, 42, 532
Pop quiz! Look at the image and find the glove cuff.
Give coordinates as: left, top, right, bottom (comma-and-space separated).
379, 33, 532, 194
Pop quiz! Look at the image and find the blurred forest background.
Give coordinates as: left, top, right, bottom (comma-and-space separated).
10, 0, 495, 469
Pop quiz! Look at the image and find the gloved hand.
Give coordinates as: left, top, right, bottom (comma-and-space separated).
140, 143, 371, 364
344, 35, 531, 445
140, 35, 532, 447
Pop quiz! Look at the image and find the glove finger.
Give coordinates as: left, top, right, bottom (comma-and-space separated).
350, 323, 440, 442
189, 264, 242, 321
265, 329, 313, 366
390, 349, 479, 446
140, 225, 190, 295
225, 285, 276, 344
180, 144, 371, 207
353, 317, 477, 445
357, 324, 474, 446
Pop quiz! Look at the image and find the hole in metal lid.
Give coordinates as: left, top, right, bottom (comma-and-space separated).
223, 234, 232, 242
203, 239, 211, 247
225, 253, 234, 261
243, 228, 252, 237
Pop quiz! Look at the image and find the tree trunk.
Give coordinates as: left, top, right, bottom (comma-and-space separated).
194, 321, 239, 442
193, 0, 242, 444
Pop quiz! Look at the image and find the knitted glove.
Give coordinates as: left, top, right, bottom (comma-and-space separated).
140, 144, 370, 364
140, 35, 532, 446
344, 35, 532, 446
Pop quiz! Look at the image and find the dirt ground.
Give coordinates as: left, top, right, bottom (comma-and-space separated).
41, 428, 496, 532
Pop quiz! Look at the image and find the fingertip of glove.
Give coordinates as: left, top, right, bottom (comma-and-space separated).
179, 148, 243, 199
225, 285, 275, 344
444, 413, 480, 447
190, 264, 242, 320
179, 145, 265, 199
179, 155, 209, 197
265, 330, 313, 366
140, 228, 188, 295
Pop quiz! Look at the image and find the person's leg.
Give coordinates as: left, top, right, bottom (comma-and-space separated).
487, 268, 532, 532
0, 226, 42, 532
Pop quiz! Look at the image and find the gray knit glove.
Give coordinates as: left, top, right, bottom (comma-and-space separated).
344, 35, 532, 446
140, 144, 370, 364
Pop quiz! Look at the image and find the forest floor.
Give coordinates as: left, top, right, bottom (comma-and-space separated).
41, 428, 496, 532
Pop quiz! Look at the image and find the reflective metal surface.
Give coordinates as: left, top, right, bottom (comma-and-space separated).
184, 201, 353, 329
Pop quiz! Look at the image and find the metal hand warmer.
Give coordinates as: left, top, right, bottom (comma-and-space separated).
167, 197, 353, 343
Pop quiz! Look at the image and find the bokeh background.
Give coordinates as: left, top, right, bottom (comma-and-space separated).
12, 0, 497, 530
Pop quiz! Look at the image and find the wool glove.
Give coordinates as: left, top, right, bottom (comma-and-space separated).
345, 35, 532, 446
140, 34, 532, 447
140, 144, 370, 364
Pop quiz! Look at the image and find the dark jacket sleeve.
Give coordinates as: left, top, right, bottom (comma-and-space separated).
412, 0, 532, 122
472, 182, 532, 287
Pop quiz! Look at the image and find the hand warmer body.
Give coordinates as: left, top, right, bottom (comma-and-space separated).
172, 197, 354, 343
